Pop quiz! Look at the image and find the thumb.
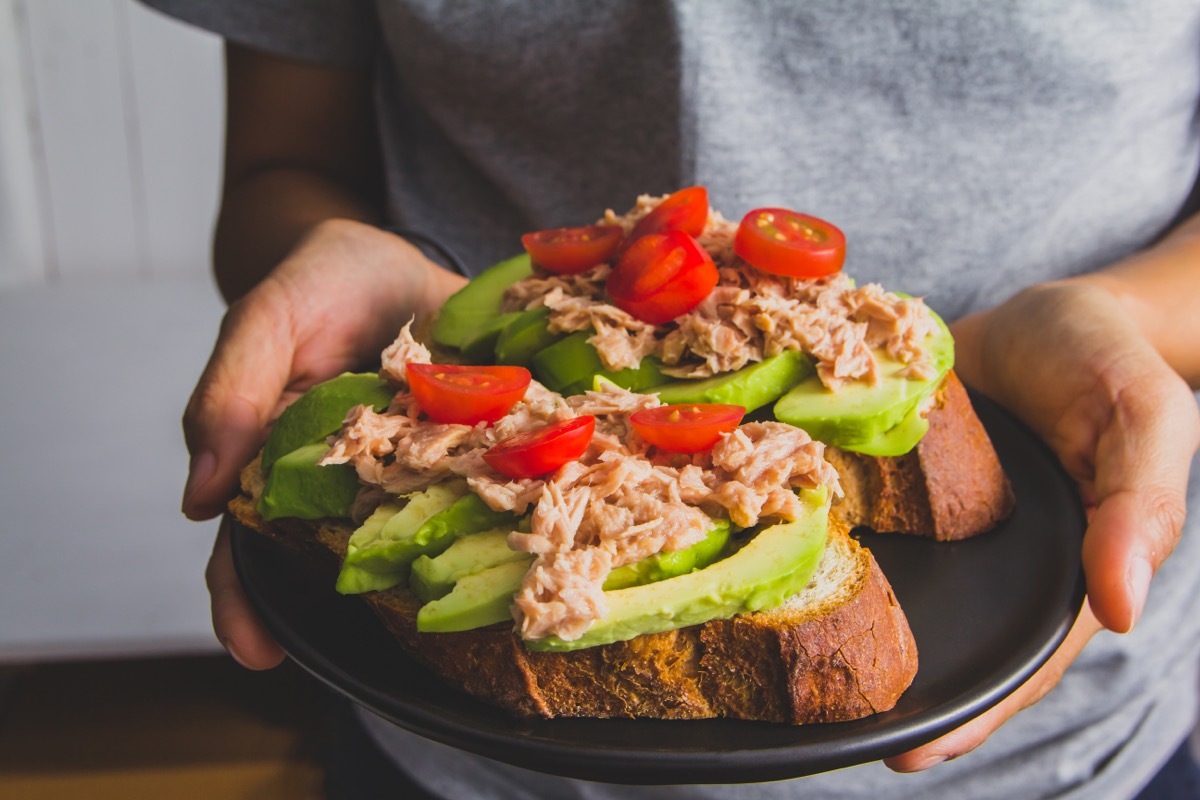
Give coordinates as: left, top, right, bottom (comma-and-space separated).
1079, 360, 1198, 632
182, 293, 294, 520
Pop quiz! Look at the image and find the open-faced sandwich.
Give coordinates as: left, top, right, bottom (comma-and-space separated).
229, 188, 1015, 724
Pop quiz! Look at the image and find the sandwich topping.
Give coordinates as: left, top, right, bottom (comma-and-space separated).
320, 323, 841, 641
502, 192, 939, 390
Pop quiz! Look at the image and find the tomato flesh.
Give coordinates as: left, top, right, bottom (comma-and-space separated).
406, 363, 531, 425
734, 208, 846, 278
629, 404, 746, 453
606, 230, 718, 324
521, 225, 623, 274
621, 186, 709, 252
484, 415, 596, 479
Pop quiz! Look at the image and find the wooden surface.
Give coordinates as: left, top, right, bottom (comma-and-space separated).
0, 657, 325, 799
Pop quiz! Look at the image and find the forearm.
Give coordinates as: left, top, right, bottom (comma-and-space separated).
1072, 214, 1200, 387
213, 167, 380, 303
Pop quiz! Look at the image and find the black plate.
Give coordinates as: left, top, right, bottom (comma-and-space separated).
231, 392, 1086, 784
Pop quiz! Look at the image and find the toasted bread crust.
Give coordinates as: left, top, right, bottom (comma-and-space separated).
828, 371, 1015, 541
229, 369, 1012, 723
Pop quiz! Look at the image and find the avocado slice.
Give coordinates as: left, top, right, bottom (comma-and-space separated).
261, 373, 394, 472
417, 560, 531, 634
415, 518, 742, 634
844, 399, 932, 457
494, 307, 565, 366
331, 501, 406, 594
257, 443, 361, 521
432, 253, 533, 349
772, 312, 954, 449
336, 481, 501, 594
410, 528, 533, 602
533, 330, 666, 395
652, 351, 812, 412
601, 519, 732, 590
458, 311, 523, 364
526, 486, 829, 652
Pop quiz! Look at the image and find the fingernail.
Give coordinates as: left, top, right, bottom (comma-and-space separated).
220, 636, 250, 669
906, 754, 949, 772
183, 451, 216, 515
1126, 557, 1152, 628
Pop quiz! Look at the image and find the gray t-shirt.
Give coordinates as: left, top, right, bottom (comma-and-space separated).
147, 1, 1200, 797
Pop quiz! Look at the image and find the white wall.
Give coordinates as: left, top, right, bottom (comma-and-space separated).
0, 0, 230, 660
0, 0, 224, 287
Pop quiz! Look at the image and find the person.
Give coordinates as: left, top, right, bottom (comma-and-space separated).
149, 1, 1200, 797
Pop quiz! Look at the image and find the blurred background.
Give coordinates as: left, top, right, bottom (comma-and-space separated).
0, 0, 325, 795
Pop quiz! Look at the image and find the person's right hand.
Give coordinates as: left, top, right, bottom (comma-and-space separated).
183, 218, 465, 668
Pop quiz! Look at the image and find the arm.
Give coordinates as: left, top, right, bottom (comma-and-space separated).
184, 44, 464, 668
214, 42, 381, 299
887, 213, 1200, 771
1072, 214, 1200, 387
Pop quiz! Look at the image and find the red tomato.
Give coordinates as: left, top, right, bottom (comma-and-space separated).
629, 404, 746, 453
606, 230, 719, 324
733, 208, 846, 278
406, 364, 531, 425
521, 225, 623, 274
621, 186, 710, 252
483, 416, 596, 479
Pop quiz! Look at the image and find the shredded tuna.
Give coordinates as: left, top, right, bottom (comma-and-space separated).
319, 405, 410, 466
501, 196, 939, 389
513, 549, 613, 641
326, 194, 939, 641
701, 421, 842, 528
379, 320, 431, 385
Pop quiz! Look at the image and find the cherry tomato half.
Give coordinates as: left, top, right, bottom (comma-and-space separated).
733, 208, 846, 278
629, 404, 746, 453
606, 230, 719, 324
406, 363, 531, 425
521, 225, 623, 274
483, 415, 596, 479
620, 186, 709, 254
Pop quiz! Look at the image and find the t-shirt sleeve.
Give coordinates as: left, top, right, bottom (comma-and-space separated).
140, 0, 377, 68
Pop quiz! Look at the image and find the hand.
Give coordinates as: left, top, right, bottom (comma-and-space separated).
184, 218, 465, 668
884, 281, 1199, 771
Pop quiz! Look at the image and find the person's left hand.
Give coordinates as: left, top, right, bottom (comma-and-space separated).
884, 280, 1200, 772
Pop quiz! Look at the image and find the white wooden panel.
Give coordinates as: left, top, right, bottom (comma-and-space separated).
125, 0, 223, 279
22, 0, 145, 281
0, 0, 49, 287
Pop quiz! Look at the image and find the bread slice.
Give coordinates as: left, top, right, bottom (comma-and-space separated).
828, 371, 1014, 541
226, 368, 1010, 723
231, 486, 917, 723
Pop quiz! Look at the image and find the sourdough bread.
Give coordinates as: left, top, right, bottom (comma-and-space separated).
231, 485, 917, 723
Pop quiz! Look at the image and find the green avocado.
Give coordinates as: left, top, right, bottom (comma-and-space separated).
432, 253, 533, 349
772, 311, 954, 449
601, 519, 732, 590
533, 330, 666, 395
458, 311, 523, 364
331, 501, 406, 594
261, 373, 394, 472
257, 443, 361, 521
845, 399, 931, 457
410, 528, 532, 602
417, 560, 531, 634
494, 307, 565, 366
652, 350, 812, 413
336, 481, 507, 594
415, 517, 742, 634
525, 486, 829, 652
